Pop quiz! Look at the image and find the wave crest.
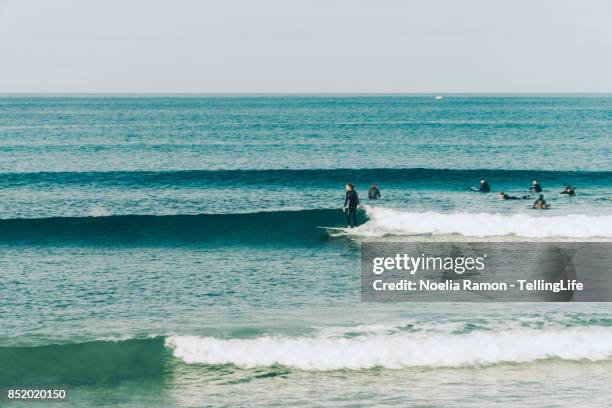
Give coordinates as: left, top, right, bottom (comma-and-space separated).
166, 327, 612, 370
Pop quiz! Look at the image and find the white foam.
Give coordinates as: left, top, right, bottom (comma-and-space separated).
88, 206, 111, 217
166, 327, 612, 370
352, 207, 612, 238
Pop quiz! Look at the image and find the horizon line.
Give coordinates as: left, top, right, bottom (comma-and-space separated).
1, 92, 612, 97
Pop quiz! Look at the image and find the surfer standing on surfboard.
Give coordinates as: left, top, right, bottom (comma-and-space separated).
344, 184, 360, 228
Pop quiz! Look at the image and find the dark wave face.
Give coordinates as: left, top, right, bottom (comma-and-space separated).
0, 210, 365, 246
0, 338, 167, 386
2, 168, 612, 189
2, 168, 610, 219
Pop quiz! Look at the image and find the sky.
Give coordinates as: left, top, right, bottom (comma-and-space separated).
0, 0, 611, 93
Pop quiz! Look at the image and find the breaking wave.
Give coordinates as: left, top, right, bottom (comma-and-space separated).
166, 326, 612, 370
352, 207, 612, 238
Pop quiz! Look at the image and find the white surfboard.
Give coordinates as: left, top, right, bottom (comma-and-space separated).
317, 226, 348, 235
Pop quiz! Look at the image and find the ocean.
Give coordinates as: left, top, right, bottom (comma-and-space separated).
1, 95, 612, 407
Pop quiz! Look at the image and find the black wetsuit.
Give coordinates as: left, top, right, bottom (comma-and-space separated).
344, 190, 359, 227
479, 182, 490, 192
501, 193, 520, 200
560, 189, 575, 196
368, 187, 381, 199
530, 184, 543, 193
533, 198, 548, 209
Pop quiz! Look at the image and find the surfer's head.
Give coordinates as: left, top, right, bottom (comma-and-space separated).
480, 178, 486, 184
346, 184, 353, 191
533, 180, 539, 185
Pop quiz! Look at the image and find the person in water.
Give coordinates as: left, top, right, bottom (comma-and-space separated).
477, 178, 490, 192
533, 194, 549, 209
529, 180, 543, 193
344, 183, 360, 228
499, 192, 532, 200
560, 186, 576, 196
368, 184, 381, 199
499, 192, 520, 200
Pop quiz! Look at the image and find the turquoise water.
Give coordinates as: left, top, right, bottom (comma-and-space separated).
1, 96, 612, 407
